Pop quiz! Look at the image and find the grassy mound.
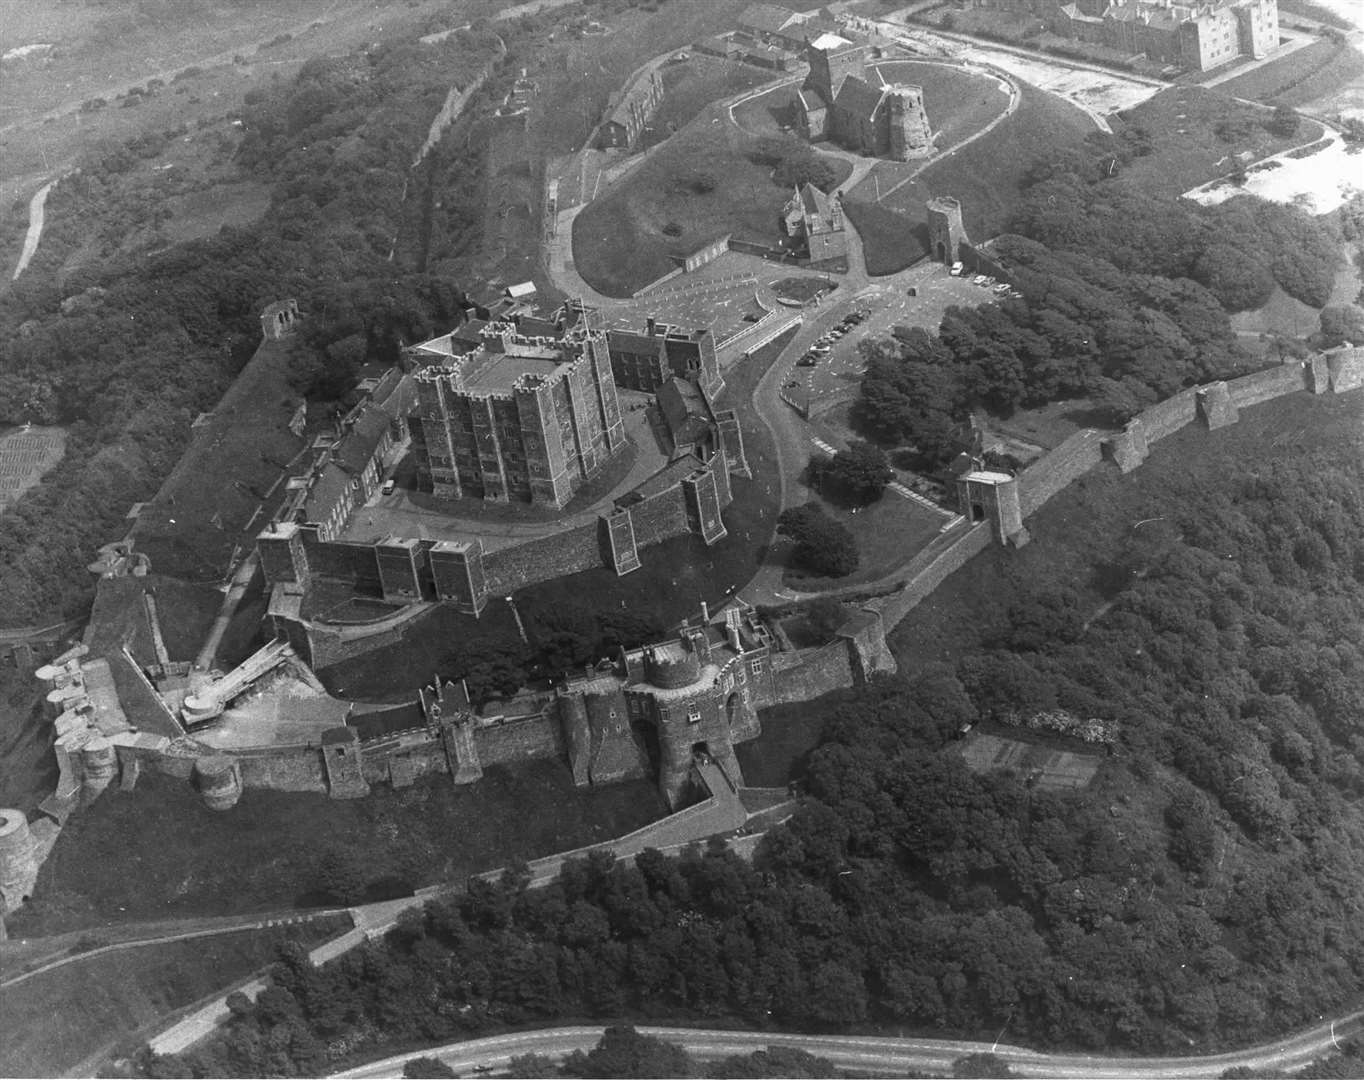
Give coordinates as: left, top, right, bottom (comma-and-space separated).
845, 84, 1094, 271
573, 122, 852, 297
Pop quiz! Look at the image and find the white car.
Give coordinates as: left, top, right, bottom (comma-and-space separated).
950, 261, 964, 277
972, 274, 988, 286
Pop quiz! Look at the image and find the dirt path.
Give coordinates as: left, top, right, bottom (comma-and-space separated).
10, 180, 53, 280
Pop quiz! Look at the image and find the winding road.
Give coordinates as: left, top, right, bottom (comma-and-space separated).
333, 1013, 1364, 1079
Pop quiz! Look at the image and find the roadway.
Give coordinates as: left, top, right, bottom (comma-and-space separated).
332, 1012, 1364, 1079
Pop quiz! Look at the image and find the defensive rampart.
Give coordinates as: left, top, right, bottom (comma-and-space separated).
864, 353, 1364, 639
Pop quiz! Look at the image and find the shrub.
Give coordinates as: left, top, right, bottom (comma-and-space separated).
778, 504, 859, 578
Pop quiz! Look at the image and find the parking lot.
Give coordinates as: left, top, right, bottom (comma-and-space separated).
778, 261, 1009, 417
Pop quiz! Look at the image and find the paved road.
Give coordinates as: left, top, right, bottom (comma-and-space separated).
11, 179, 54, 280
332, 1012, 1364, 1079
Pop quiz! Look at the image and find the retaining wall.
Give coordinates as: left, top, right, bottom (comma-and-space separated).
1136, 387, 1200, 443
476, 715, 567, 766
1227, 361, 1308, 408
874, 523, 993, 630
235, 747, 327, 793
483, 522, 602, 594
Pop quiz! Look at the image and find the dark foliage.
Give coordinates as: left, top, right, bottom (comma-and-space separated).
810, 442, 893, 506
777, 504, 859, 578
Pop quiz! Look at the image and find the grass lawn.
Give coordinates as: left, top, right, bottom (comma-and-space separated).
573, 122, 852, 297
10, 761, 668, 936
849, 83, 1094, 259
842, 198, 929, 274
525, 0, 752, 158
0, 921, 347, 1077
1213, 39, 1364, 107
888, 389, 1364, 671
1108, 85, 1327, 196
781, 486, 943, 593
642, 56, 776, 149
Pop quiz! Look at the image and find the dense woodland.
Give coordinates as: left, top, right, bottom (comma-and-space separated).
857, 126, 1350, 467
0, 20, 515, 623
136, 434, 1364, 1075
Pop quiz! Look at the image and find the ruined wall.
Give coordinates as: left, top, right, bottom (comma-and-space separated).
1327, 346, 1364, 392
762, 640, 855, 706
1017, 429, 1106, 517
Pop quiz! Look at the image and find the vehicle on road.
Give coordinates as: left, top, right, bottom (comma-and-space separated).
797, 356, 817, 367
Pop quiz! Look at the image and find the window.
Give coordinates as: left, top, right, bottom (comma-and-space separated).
687, 704, 702, 724
749, 658, 765, 677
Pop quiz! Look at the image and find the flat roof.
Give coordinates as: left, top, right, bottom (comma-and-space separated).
461, 350, 562, 393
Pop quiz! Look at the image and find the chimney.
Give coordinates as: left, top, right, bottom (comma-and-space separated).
700, 600, 709, 623
647, 317, 658, 336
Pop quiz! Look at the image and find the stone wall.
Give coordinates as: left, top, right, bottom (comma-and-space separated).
475, 715, 567, 766
762, 640, 855, 706
1327, 346, 1364, 392
874, 523, 994, 630
1226, 361, 1306, 408
483, 523, 603, 594
627, 485, 690, 548
234, 747, 327, 793
1136, 386, 1200, 443
1017, 429, 1105, 518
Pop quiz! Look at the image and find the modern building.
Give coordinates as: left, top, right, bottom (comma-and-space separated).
408, 322, 627, 507
795, 42, 933, 160
782, 182, 848, 265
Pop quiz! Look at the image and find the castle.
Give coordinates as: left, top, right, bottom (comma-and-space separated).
408, 320, 627, 508
795, 42, 933, 161
969, 0, 1278, 71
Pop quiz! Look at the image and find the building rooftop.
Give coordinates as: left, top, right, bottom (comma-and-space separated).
460, 350, 563, 393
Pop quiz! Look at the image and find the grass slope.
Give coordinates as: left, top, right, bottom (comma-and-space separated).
1109, 85, 1328, 196
1213, 39, 1364, 107
845, 83, 1094, 271
574, 120, 852, 297
0, 921, 345, 1077
10, 763, 667, 935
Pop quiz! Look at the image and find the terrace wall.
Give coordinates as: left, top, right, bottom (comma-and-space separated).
763, 640, 855, 705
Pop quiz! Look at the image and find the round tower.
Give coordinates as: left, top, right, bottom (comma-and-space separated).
81, 738, 118, 797
194, 756, 242, 812
0, 809, 38, 906
926, 196, 969, 265
644, 648, 701, 690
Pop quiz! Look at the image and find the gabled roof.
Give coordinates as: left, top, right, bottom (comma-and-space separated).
798, 182, 831, 218
832, 74, 886, 123
739, 3, 801, 34
304, 462, 352, 522
657, 377, 713, 450
335, 405, 390, 475
796, 86, 828, 112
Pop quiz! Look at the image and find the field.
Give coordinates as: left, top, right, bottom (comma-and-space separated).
959, 730, 1102, 790
1213, 39, 1364, 107
1108, 85, 1328, 196
0, 425, 65, 514
846, 83, 1095, 266
10, 761, 668, 937
573, 121, 853, 297
0, 920, 347, 1077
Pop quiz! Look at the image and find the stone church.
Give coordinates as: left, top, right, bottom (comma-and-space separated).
795, 42, 933, 161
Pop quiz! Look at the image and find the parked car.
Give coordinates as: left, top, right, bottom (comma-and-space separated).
381, 479, 396, 495
950, 261, 964, 276
972, 274, 988, 286
797, 356, 817, 367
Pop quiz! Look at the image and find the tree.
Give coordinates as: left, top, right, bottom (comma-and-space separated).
953, 1052, 1017, 1077
507, 1054, 561, 1077
1268, 104, 1300, 138
800, 597, 849, 643
1318, 305, 1364, 348
810, 441, 893, 505
777, 504, 859, 578
403, 1057, 457, 1078
561, 1026, 695, 1079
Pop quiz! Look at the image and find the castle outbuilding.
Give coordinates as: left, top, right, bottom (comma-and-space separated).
782, 182, 848, 265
